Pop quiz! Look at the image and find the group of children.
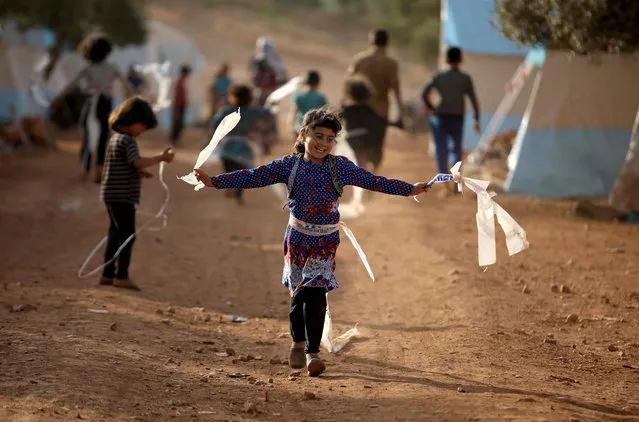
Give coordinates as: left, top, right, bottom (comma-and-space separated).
58, 30, 481, 377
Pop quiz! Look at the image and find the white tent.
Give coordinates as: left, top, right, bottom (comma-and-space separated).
441, 0, 639, 198
1, 20, 208, 129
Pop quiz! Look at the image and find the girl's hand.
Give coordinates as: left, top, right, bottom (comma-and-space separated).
194, 168, 214, 188
411, 182, 431, 196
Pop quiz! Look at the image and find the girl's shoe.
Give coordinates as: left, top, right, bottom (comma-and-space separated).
306, 356, 326, 377
113, 278, 141, 291
288, 347, 305, 369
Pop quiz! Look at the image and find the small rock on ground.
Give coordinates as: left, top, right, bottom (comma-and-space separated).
566, 314, 579, 323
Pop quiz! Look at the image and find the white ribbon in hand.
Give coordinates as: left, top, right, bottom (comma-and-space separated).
418, 161, 529, 266
265, 76, 302, 106
134, 61, 172, 112
178, 109, 241, 190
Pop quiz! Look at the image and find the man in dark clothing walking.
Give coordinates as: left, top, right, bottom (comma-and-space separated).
422, 47, 480, 174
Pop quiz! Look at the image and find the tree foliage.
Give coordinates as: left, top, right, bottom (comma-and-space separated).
494, 0, 639, 54
0, 0, 147, 79
311, 0, 442, 63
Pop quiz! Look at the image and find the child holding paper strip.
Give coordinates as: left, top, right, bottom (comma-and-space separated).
210, 84, 273, 204
99, 97, 174, 290
194, 109, 430, 376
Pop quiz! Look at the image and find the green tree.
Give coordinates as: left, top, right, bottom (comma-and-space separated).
494, 0, 639, 54
0, 0, 147, 80
315, 0, 441, 63
494, 0, 639, 217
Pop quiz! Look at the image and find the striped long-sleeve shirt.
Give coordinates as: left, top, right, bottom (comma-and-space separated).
100, 133, 141, 204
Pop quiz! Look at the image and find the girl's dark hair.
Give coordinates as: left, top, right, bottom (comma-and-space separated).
344, 77, 372, 104
78, 33, 113, 63
305, 70, 320, 86
109, 96, 158, 133
293, 108, 343, 154
228, 83, 253, 107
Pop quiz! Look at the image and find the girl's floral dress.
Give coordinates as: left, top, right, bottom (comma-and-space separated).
210, 154, 413, 294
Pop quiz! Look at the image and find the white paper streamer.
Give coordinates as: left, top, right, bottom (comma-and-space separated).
287, 215, 375, 282
178, 109, 241, 190
321, 296, 360, 354
334, 134, 366, 219
78, 161, 171, 278
417, 161, 529, 266
265, 75, 302, 106
134, 61, 172, 112
30, 54, 53, 108
86, 95, 100, 154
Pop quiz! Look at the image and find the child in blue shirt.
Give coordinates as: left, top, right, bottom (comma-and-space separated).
291, 71, 327, 136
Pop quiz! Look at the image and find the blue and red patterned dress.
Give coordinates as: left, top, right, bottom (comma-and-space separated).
210, 154, 413, 294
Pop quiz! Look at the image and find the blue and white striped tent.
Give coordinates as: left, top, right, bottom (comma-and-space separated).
441, 0, 639, 198
0, 20, 208, 129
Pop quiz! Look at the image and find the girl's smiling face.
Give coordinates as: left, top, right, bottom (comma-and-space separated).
302, 126, 336, 164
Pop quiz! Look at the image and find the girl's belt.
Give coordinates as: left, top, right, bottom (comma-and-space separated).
288, 215, 374, 281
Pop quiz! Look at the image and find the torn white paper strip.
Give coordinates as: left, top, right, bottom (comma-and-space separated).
335, 132, 366, 218
135, 61, 172, 112
418, 161, 529, 266
86, 95, 100, 155
449, 161, 529, 266
178, 109, 241, 190
339, 222, 374, 281
321, 296, 360, 354
265, 75, 302, 106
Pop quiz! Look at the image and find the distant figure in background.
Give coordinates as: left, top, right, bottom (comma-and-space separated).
341, 77, 388, 172
290, 70, 327, 137
347, 29, 403, 168
422, 46, 480, 176
170, 64, 192, 145
251, 36, 288, 106
50, 33, 134, 183
210, 62, 233, 121
127, 64, 145, 93
210, 84, 272, 204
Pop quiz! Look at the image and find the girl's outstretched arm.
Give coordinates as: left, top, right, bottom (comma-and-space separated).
336, 156, 430, 197
194, 155, 295, 190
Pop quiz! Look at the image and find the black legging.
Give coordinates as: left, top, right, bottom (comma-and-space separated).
80, 94, 112, 172
102, 202, 136, 280
289, 287, 327, 354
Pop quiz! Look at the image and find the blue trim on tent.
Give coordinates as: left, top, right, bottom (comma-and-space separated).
0, 90, 41, 122
505, 129, 631, 197
444, 0, 529, 56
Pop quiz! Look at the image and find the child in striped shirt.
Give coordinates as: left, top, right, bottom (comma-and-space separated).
99, 96, 174, 290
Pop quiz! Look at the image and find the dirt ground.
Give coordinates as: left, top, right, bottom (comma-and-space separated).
2, 2, 639, 421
